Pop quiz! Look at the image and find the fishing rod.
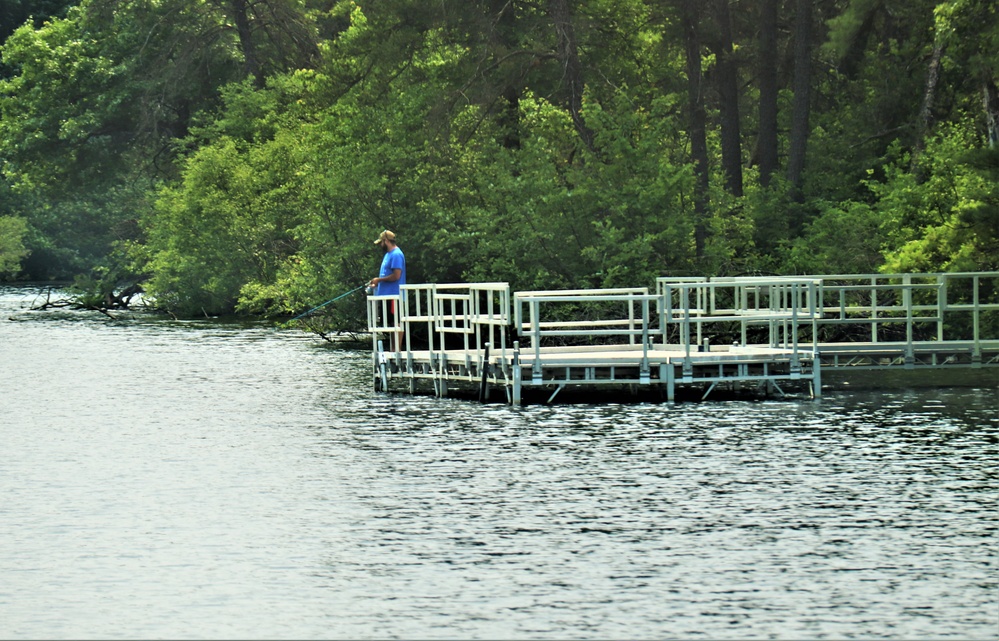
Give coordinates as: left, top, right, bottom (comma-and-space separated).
290, 285, 366, 321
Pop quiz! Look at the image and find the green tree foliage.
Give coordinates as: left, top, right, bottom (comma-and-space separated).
0, 0, 321, 278
878, 126, 998, 272
0, 0, 73, 56
0, 0, 995, 321
0, 215, 30, 276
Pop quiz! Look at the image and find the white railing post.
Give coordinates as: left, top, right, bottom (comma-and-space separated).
937, 274, 947, 342
904, 274, 914, 367
973, 274, 982, 363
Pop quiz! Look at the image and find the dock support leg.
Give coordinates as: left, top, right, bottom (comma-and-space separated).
811, 357, 822, 399
373, 339, 379, 391
377, 340, 388, 393
430, 353, 440, 397
512, 343, 522, 406
440, 353, 448, 398
666, 364, 676, 402
479, 343, 491, 403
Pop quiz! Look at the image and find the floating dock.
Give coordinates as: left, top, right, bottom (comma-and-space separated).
366, 272, 999, 404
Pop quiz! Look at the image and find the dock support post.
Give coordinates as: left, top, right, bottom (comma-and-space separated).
665, 363, 676, 402
429, 352, 440, 397
479, 342, 491, 403
377, 340, 388, 392
512, 341, 522, 406
811, 356, 822, 399
681, 358, 692, 383
372, 339, 379, 391
440, 353, 449, 398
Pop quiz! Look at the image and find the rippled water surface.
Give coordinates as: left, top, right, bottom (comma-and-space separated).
1, 287, 997, 639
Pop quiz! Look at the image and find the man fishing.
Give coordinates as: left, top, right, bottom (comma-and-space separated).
369, 230, 406, 350
369, 229, 406, 296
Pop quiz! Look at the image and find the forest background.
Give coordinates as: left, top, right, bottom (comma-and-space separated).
0, 0, 996, 324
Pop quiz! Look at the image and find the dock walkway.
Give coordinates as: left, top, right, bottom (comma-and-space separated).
366, 272, 999, 404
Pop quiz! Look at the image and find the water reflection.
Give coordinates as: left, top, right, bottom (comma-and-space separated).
1, 286, 996, 639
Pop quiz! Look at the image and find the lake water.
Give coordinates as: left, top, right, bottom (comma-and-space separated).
1, 286, 997, 639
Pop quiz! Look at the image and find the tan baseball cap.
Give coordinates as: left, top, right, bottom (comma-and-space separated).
374, 230, 396, 244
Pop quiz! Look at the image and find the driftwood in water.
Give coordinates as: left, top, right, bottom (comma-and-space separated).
31, 283, 146, 320
295, 313, 367, 345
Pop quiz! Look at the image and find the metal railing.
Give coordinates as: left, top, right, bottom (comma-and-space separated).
367, 272, 998, 384
512, 288, 657, 384
657, 278, 821, 375
804, 272, 998, 338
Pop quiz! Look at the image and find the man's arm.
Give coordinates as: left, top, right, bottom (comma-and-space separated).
370, 268, 402, 286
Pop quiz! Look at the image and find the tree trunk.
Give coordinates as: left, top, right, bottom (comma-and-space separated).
682, 0, 709, 258
500, 85, 522, 150
983, 78, 999, 149
491, 0, 523, 150
787, 0, 813, 207
548, 0, 594, 150
230, 0, 263, 88
712, 0, 743, 197
758, 0, 779, 188
912, 38, 944, 172
836, 2, 879, 80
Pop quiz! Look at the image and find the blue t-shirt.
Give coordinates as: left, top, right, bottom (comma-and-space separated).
376, 247, 406, 296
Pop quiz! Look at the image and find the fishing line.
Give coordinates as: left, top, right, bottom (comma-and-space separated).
290, 285, 366, 321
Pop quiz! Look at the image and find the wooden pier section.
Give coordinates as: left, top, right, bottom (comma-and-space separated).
366, 272, 999, 404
